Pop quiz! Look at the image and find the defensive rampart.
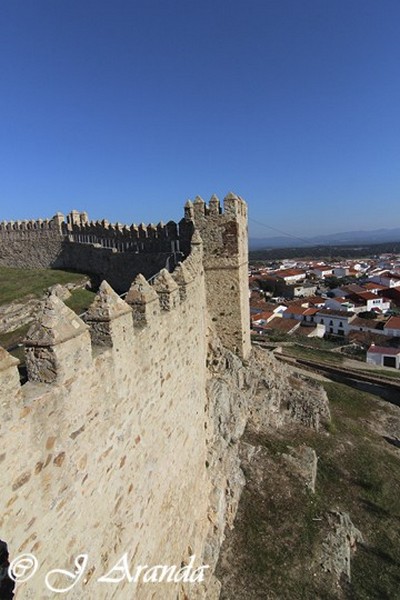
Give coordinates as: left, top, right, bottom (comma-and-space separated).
0, 194, 252, 599
1, 236, 214, 599
0, 211, 193, 289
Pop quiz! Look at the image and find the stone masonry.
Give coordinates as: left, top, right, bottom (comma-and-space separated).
0, 194, 252, 599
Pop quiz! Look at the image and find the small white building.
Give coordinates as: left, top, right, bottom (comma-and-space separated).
314, 310, 356, 336
324, 297, 356, 312
355, 292, 391, 313
332, 266, 349, 277
310, 267, 333, 279
366, 344, 400, 369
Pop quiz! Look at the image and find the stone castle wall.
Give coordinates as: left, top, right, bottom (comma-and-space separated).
0, 238, 215, 599
0, 220, 64, 269
0, 194, 252, 599
0, 195, 250, 354
0, 213, 193, 289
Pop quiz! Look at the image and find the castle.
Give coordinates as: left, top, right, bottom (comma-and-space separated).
0, 192, 250, 358
0, 193, 256, 599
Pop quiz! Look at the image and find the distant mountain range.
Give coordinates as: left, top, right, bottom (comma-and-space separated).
249, 227, 400, 250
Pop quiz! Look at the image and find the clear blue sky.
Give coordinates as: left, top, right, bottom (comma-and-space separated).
1, 0, 399, 238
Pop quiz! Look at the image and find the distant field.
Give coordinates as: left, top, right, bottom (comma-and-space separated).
0, 267, 89, 306
249, 240, 400, 261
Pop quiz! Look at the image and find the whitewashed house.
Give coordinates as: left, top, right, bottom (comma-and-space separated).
353, 292, 391, 313
315, 310, 356, 336
310, 267, 333, 279
366, 344, 400, 369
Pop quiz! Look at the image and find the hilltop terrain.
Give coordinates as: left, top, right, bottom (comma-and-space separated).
216, 370, 400, 599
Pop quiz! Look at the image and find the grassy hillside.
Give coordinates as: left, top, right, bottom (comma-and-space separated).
0, 266, 89, 305
216, 381, 400, 599
0, 267, 95, 354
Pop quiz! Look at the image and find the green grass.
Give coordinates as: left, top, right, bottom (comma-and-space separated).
298, 383, 400, 598
251, 331, 348, 351
292, 334, 348, 351
0, 267, 88, 305
0, 324, 30, 349
0, 287, 95, 355
251, 331, 289, 343
283, 344, 344, 365
358, 367, 400, 380
65, 288, 96, 315
322, 381, 377, 421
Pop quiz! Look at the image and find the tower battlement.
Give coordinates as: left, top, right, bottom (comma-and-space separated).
183, 193, 251, 359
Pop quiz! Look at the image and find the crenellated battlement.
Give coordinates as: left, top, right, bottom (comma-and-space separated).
0, 217, 60, 240
0, 193, 251, 599
0, 219, 50, 230
184, 192, 248, 221
0, 192, 246, 247
0, 210, 194, 257
0, 233, 204, 400
0, 221, 214, 600
63, 213, 189, 253
0, 192, 249, 354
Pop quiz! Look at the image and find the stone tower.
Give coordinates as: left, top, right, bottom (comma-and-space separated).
184, 192, 251, 360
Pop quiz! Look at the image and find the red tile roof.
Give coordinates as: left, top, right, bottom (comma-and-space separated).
273, 269, 306, 278
304, 296, 325, 305
350, 317, 384, 330
385, 316, 400, 330
356, 291, 380, 300
343, 284, 365, 293
367, 345, 400, 355
251, 311, 274, 322
265, 317, 299, 333
264, 302, 285, 312
285, 305, 309, 315
363, 282, 388, 291
317, 309, 355, 318
295, 324, 319, 337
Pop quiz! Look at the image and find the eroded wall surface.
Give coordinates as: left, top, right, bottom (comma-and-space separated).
0, 247, 214, 599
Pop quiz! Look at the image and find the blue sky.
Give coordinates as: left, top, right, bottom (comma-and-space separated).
1, 0, 399, 238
